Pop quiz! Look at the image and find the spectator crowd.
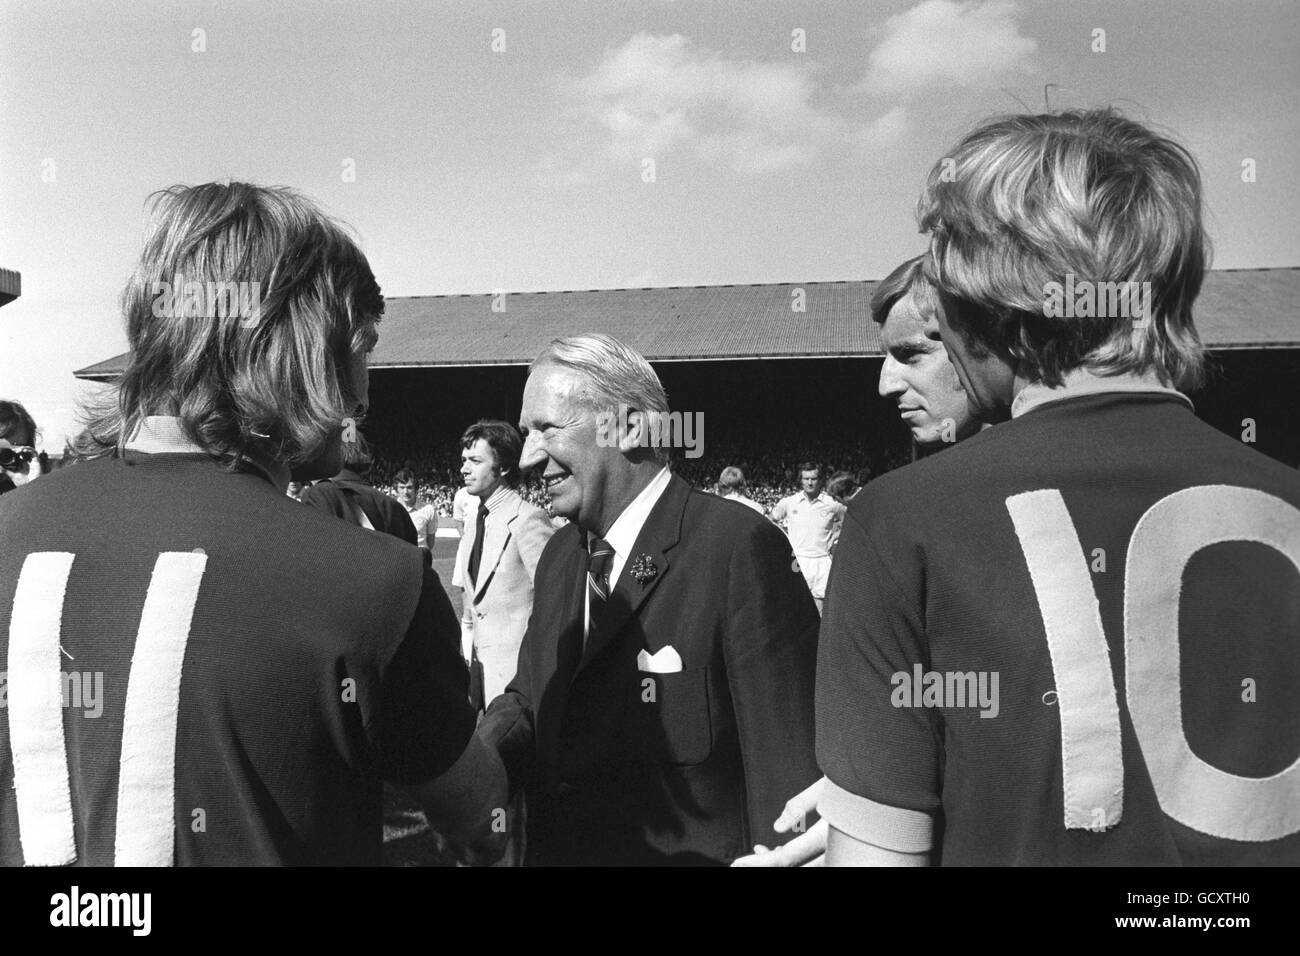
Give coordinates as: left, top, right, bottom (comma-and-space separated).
369, 435, 909, 516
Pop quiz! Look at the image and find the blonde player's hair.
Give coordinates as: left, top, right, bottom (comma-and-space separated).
717, 466, 747, 494
918, 108, 1209, 390
72, 183, 383, 467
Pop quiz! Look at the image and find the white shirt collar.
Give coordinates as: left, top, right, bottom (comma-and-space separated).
793, 490, 831, 507
598, 466, 673, 563
478, 484, 514, 515
584, 466, 673, 637
124, 416, 205, 454
1011, 368, 1193, 419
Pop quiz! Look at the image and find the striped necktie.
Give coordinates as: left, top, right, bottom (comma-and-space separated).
586, 536, 615, 637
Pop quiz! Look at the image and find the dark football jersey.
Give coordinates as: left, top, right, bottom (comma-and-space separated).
817, 392, 1300, 865
299, 469, 419, 545
0, 451, 476, 866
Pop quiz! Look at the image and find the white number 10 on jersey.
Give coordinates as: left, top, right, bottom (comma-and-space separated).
1008, 484, 1300, 842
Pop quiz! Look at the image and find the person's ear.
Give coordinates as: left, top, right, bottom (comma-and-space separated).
619, 410, 646, 453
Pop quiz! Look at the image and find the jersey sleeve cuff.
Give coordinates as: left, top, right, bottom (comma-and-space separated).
820, 779, 935, 854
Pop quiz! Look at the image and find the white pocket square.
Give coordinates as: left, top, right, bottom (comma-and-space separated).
637, 645, 683, 674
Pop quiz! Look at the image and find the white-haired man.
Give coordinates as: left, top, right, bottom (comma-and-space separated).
478, 333, 821, 865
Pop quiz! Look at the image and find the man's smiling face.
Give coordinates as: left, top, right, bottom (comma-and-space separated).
519, 364, 626, 532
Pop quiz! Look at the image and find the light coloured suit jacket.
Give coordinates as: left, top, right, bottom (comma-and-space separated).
456, 487, 554, 704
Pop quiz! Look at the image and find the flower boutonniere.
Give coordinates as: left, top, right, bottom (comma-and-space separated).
630, 553, 658, 587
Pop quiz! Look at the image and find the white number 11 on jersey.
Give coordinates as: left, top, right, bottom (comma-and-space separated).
7, 551, 207, 866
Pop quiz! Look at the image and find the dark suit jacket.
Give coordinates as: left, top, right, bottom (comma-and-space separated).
300, 469, 418, 547
478, 473, 820, 866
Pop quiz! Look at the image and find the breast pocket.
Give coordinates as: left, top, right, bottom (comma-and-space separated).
635, 666, 713, 766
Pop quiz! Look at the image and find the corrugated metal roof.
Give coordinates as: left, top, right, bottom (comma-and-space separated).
0, 267, 20, 307
1191, 267, 1300, 349
374, 279, 878, 367
72, 268, 1300, 380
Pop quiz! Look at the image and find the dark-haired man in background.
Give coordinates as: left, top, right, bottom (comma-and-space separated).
770, 462, 845, 615
454, 419, 553, 710
302, 430, 419, 545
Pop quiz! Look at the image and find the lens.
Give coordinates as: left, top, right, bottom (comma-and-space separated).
0, 447, 35, 468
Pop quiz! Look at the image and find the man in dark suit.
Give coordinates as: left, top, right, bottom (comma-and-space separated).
478, 333, 820, 866
300, 430, 418, 546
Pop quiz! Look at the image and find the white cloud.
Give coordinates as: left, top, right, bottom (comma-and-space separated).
568, 33, 902, 175
858, 105, 911, 148
863, 0, 1038, 96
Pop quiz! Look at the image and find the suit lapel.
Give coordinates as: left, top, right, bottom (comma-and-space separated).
576, 475, 689, 675
553, 528, 590, 687
472, 493, 520, 602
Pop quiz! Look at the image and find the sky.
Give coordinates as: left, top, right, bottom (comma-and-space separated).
2, 0, 1298, 449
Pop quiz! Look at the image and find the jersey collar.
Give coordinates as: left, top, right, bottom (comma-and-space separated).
1011, 368, 1193, 419
124, 415, 292, 492
124, 416, 205, 454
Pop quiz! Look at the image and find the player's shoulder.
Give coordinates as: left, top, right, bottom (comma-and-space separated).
297, 479, 339, 505
5, 456, 425, 621
854, 437, 977, 499
1179, 414, 1300, 496
364, 486, 410, 518
0, 455, 161, 528
274, 501, 427, 638
847, 428, 1005, 535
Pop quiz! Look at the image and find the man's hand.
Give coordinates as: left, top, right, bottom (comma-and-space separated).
408, 734, 509, 866
731, 777, 827, 867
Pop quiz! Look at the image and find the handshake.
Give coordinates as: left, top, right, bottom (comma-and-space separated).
730, 777, 826, 867
426, 776, 829, 867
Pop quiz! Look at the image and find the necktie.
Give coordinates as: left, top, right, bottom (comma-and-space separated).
586, 536, 615, 637
468, 502, 488, 584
